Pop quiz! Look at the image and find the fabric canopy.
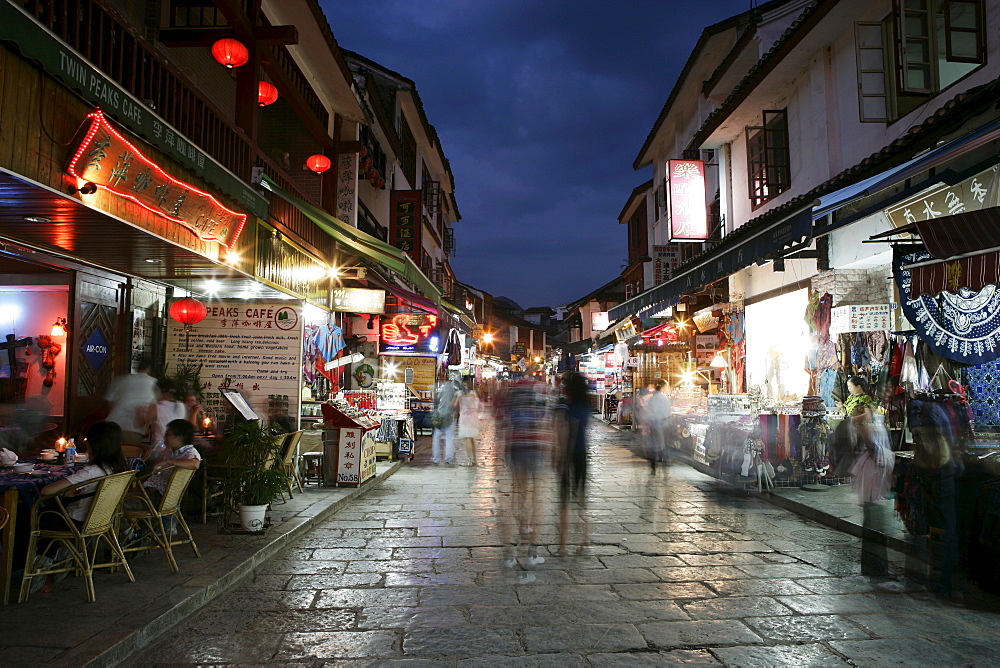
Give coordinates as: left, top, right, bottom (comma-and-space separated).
909, 251, 1000, 298
258, 175, 442, 304
610, 206, 812, 321
915, 206, 1000, 259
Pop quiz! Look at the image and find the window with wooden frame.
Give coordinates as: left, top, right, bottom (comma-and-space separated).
745, 110, 790, 210
855, 0, 985, 122
399, 115, 417, 187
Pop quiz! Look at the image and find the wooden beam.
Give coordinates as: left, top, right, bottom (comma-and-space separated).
158, 25, 298, 48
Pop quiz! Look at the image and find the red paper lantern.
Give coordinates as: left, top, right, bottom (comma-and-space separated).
365, 167, 379, 181
211, 38, 248, 68
169, 297, 208, 326
360, 156, 373, 170
373, 176, 386, 189
306, 154, 331, 173
258, 81, 278, 107
358, 145, 368, 158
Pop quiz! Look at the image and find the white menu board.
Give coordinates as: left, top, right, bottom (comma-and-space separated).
166, 299, 303, 429
830, 304, 892, 334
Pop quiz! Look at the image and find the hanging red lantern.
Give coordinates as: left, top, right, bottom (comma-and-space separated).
169, 297, 208, 350
258, 81, 278, 106
366, 167, 379, 181
306, 154, 331, 173
373, 176, 386, 189
358, 145, 368, 158
169, 297, 207, 326
211, 38, 249, 68
360, 156, 373, 170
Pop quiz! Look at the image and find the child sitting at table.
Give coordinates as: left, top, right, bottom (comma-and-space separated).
143, 419, 201, 507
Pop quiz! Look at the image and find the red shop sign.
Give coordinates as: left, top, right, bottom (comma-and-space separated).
67, 110, 247, 249
667, 159, 708, 242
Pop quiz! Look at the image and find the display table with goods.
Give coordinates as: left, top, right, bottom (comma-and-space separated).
319, 400, 379, 487
675, 394, 853, 491
372, 381, 416, 460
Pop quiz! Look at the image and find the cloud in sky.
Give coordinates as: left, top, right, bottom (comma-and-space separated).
322, 0, 751, 307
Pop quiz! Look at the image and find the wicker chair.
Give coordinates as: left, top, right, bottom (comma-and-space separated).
19, 469, 138, 603
0, 505, 8, 530
120, 443, 150, 460
279, 430, 304, 498
121, 466, 201, 572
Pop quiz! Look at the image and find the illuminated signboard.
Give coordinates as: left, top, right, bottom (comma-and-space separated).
67, 110, 247, 249
331, 287, 385, 314
667, 159, 708, 242
591, 311, 610, 333
378, 313, 440, 356
389, 190, 423, 262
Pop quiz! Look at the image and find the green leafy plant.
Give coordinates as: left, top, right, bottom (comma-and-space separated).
221, 420, 288, 507
154, 362, 204, 400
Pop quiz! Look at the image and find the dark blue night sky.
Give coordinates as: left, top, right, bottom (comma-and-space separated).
323, 0, 754, 309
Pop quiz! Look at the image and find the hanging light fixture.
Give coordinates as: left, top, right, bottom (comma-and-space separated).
169, 297, 208, 350
709, 351, 729, 368
50, 317, 67, 336
211, 38, 249, 68
306, 154, 331, 173
257, 81, 279, 106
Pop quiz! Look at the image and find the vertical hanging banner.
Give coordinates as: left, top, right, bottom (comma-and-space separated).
389, 190, 423, 262
667, 159, 708, 242
165, 299, 303, 429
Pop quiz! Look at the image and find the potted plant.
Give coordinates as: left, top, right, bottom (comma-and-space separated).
220, 420, 288, 531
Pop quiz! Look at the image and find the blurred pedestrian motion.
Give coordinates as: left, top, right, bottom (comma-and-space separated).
456, 379, 481, 466
556, 371, 590, 555
495, 376, 554, 568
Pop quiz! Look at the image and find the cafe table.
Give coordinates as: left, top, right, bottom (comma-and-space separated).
0, 459, 81, 604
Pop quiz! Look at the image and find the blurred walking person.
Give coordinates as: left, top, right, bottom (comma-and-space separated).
105, 356, 159, 444
457, 379, 481, 466
496, 376, 554, 568
644, 379, 672, 473
556, 371, 591, 556
431, 374, 461, 466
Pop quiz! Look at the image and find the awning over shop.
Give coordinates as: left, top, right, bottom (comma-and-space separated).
610, 207, 812, 321
914, 206, 1000, 259
258, 175, 442, 304
814, 117, 1000, 227
364, 272, 438, 314
441, 299, 476, 329
908, 250, 1000, 298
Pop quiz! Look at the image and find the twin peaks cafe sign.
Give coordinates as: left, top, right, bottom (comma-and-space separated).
68, 111, 247, 249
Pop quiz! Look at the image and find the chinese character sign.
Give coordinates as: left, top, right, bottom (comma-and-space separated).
667, 159, 708, 242
67, 111, 247, 249
389, 190, 423, 261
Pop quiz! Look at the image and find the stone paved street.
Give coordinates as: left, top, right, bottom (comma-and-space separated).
135, 414, 1000, 666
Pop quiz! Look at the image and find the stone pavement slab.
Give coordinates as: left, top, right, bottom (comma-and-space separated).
130, 417, 1000, 666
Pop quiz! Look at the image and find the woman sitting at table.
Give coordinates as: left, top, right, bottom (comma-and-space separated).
40, 421, 128, 532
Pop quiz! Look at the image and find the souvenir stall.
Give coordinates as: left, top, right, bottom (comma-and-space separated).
319, 400, 378, 487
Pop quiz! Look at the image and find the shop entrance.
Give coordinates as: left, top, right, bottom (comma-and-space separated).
69, 270, 125, 436
0, 252, 71, 451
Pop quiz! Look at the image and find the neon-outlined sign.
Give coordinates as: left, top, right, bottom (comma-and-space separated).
67, 110, 247, 249
379, 313, 439, 356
